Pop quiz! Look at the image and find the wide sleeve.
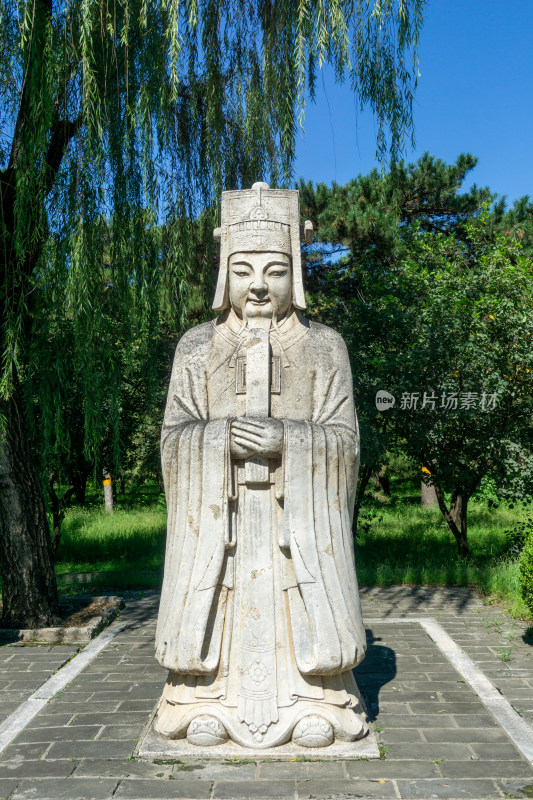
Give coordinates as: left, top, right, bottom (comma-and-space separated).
155, 328, 233, 674
283, 332, 366, 675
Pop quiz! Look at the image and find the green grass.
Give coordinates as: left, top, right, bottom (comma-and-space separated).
55, 506, 167, 588
355, 475, 532, 618
53, 476, 532, 619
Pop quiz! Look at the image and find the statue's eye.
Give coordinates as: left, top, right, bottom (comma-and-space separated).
269, 271, 286, 278
234, 271, 250, 277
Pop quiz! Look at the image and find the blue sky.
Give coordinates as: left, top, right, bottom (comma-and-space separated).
294, 0, 533, 206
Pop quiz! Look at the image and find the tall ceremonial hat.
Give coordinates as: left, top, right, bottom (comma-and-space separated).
212, 182, 313, 311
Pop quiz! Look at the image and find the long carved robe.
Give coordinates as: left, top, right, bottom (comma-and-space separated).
155, 310, 367, 748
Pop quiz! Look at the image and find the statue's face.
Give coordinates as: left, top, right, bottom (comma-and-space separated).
228, 251, 292, 321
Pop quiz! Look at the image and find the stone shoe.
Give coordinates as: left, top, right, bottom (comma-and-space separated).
292, 715, 334, 748
186, 715, 229, 747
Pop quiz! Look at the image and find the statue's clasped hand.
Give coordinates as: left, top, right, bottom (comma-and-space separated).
230, 417, 284, 460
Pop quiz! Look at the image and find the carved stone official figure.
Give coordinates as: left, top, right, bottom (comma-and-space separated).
154, 183, 368, 750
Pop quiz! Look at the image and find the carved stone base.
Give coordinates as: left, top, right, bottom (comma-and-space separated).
136, 705, 379, 760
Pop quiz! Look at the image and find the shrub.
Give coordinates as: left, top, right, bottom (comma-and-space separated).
520, 530, 533, 616
505, 515, 533, 558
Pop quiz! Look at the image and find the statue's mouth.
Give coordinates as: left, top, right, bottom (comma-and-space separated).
247, 298, 270, 305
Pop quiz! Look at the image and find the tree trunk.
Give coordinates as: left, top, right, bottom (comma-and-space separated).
449, 493, 470, 558
353, 463, 374, 536
0, 383, 59, 627
71, 469, 89, 505
421, 478, 438, 507
103, 469, 114, 513
372, 466, 391, 497
432, 478, 471, 558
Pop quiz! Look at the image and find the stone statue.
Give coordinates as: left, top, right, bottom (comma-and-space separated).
154, 183, 368, 751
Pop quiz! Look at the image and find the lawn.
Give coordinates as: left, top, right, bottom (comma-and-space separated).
53, 475, 532, 619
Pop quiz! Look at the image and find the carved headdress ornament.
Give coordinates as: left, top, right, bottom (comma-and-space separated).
212, 182, 313, 311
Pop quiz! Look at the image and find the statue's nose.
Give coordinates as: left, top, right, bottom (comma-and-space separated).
250, 277, 267, 294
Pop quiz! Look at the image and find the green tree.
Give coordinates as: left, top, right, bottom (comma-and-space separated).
300, 153, 493, 515
303, 157, 533, 556
0, 0, 426, 626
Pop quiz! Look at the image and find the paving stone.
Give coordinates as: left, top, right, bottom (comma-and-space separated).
346, 761, 440, 779
396, 778, 500, 798
0, 742, 50, 762
257, 761, 342, 779
495, 779, 533, 799
29, 712, 74, 728
441, 761, 533, 779
385, 743, 472, 760
10, 777, 119, 799
451, 715, 500, 728
116, 700, 155, 712
212, 780, 294, 799
382, 715, 456, 729
16, 724, 100, 743
98, 725, 144, 740
47, 739, 134, 759
0, 779, 20, 798
73, 760, 173, 779
172, 762, 257, 781
381, 728, 423, 743
114, 779, 214, 798
408, 703, 485, 715
422, 728, 510, 743
0, 760, 75, 779
470, 742, 524, 760
70, 712, 148, 727
297, 778, 397, 798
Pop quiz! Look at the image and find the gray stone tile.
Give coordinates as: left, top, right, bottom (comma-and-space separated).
213, 780, 294, 799
257, 761, 342, 779
0, 742, 50, 762
382, 729, 423, 743
441, 761, 533, 779
297, 778, 397, 798
396, 778, 500, 798
0, 760, 75, 779
422, 728, 510, 743
47, 740, 134, 759
114, 779, 213, 798
382, 715, 455, 729
408, 703, 485, 715
0, 779, 20, 799
16, 725, 100, 743
496, 779, 533, 799
172, 762, 257, 781
29, 712, 74, 728
346, 761, 439, 779
385, 743, 472, 760
98, 725, 144, 740
116, 700, 156, 712
69, 712, 148, 727
470, 742, 525, 760
73, 760, 173, 779
452, 715, 500, 728
10, 778, 119, 799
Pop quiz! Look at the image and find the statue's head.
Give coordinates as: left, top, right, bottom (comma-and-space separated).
212, 183, 312, 324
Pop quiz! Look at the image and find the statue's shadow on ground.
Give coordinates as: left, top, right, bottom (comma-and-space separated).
353, 629, 396, 722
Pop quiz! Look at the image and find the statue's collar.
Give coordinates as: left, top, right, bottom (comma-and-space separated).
214, 307, 310, 355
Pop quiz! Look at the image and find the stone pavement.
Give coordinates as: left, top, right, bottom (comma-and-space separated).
0, 587, 531, 800
0, 643, 79, 725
